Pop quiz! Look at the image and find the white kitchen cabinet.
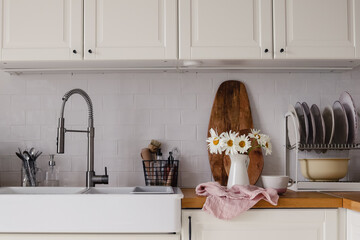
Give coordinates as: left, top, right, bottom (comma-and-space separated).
84, 0, 177, 60
0, 0, 83, 61
0, 234, 180, 240
182, 209, 345, 240
179, 0, 360, 60
179, 0, 273, 60
347, 209, 360, 240
273, 0, 360, 59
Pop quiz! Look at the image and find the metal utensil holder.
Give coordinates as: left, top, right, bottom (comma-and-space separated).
284, 111, 360, 191
142, 160, 179, 187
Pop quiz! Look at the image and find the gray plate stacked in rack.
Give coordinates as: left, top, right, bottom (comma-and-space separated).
287, 91, 359, 151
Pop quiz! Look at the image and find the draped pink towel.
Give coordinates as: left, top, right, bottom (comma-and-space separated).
196, 182, 279, 220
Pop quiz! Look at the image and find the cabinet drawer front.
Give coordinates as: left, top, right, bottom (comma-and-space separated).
182, 209, 341, 240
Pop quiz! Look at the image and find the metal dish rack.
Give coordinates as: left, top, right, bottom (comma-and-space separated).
284, 112, 360, 191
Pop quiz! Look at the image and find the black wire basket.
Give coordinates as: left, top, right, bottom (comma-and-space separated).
142, 160, 179, 187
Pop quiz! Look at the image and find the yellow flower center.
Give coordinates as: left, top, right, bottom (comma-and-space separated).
239, 141, 246, 148
265, 142, 269, 148
213, 138, 219, 145
227, 140, 233, 147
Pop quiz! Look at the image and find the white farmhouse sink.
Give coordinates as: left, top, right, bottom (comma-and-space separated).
85, 186, 174, 194
0, 187, 87, 194
0, 186, 183, 233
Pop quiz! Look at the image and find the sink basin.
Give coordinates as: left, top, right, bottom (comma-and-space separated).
0, 187, 86, 194
85, 186, 174, 194
0, 186, 183, 233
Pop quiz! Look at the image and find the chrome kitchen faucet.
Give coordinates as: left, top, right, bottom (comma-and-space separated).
56, 89, 109, 187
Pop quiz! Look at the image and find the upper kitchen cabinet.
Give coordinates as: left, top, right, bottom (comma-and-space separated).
179, 0, 273, 60
84, 0, 177, 60
0, 0, 83, 61
274, 0, 360, 59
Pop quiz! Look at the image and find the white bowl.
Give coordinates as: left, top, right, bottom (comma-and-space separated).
299, 158, 350, 181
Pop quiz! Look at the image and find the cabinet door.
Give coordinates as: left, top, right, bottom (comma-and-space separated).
0, 0, 83, 61
347, 209, 360, 240
182, 209, 341, 240
273, 0, 359, 59
84, 0, 177, 60
179, 0, 273, 60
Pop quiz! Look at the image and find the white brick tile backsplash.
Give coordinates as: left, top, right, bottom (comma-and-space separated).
104, 157, 134, 172
197, 94, 215, 109
26, 110, 56, 125
41, 95, 61, 110
7, 110, 26, 125
59, 172, 85, 187
26, 78, 57, 95
0, 156, 12, 171
181, 77, 213, 94
88, 78, 119, 95
11, 95, 41, 110
196, 124, 208, 141
133, 125, 165, 140
119, 78, 150, 94
151, 78, 181, 94
58, 74, 87, 94
11, 126, 41, 141
150, 110, 181, 124
2, 74, 25, 95
166, 125, 197, 140
103, 125, 133, 140
135, 95, 165, 109
0, 172, 21, 187
118, 109, 150, 125
181, 109, 211, 124
180, 172, 212, 188
0, 69, 359, 187
165, 95, 196, 109
103, 95, 134, 110
0, 95, 11, 111
0, 126, 11, 141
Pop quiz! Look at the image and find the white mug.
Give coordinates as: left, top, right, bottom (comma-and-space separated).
261, 175, 293, 194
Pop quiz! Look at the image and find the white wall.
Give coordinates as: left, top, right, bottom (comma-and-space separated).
0, 69, 359, 187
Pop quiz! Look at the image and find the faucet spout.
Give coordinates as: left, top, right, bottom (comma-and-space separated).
56, 88, 109, 188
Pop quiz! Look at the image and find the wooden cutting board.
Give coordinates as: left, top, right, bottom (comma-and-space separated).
208, 80, 264, 186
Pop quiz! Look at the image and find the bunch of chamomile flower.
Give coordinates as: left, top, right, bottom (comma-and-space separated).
207, 128, 272, 156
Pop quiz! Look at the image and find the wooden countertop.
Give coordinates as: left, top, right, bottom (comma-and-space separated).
181, 188, 343, 209
327, 192, 360, 212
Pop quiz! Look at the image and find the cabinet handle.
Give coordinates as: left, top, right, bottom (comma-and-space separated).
88, 49, 93, 54
264, 48, 269, 53
72, 50, 77, 54
280, 48, 285, 53
188, 216, 192, 240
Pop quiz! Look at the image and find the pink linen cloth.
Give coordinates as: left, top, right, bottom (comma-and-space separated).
195, 182, 279, 220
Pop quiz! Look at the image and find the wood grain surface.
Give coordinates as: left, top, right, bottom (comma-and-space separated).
181, 188, 343, 209
208, 80, 263, 185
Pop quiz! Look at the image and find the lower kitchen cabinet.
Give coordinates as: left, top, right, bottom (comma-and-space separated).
182, 209, 346, 240
0, 234, 180, 240
347, 209, 360, 240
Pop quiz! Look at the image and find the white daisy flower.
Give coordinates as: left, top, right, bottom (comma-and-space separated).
235, 134, 251, 154
220, 130, 239, 155
249, 129, 261, 140
206, 128, 222, 154
260, 134, 272, 155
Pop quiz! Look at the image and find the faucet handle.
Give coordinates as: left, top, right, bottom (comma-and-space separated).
105, 167, 108, 176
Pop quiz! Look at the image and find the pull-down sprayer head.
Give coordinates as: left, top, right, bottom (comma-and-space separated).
56, 89, 94, 154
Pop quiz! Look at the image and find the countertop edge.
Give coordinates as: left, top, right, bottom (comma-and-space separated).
181, 188, 347, 210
